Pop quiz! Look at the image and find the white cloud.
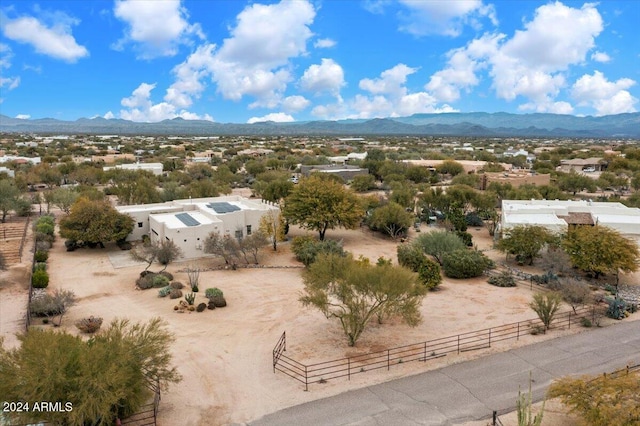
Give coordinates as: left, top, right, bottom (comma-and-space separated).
314, 38, 336, 48
119, 82, 213, 122
209, 0, 315, 106
164, 43, 216, 108
571, 71, 637, 116
426, 2, 606, 112
300, 58, 345, 95
360, 63, 417, 96
395, 0, 497, 37
15, 114, 30, 119
113, 0, 202, 59
103, 111, 115, 119
247, 112, 295, 124
0, 43, 12, 69
0, 76, 20, 90
1, 13, 88, 62
281, 95, 310, 113
591, 51, 611, 63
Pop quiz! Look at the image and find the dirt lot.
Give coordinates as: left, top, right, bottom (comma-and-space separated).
2, 223, 637, 425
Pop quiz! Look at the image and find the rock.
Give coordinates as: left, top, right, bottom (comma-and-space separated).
207, 301, 216, 310
196, 303, 207, 312
212, 295, 227, 308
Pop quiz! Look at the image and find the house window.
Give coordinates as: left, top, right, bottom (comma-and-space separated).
138, 222, 143, 228
246, 225, 252, 235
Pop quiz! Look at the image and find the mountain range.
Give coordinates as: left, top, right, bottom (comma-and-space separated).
1, 112, 639, 138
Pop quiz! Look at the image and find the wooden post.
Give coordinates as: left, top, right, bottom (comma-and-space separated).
387, 349, 390, 370
457, 335, 460, 354
348, 358, 351, 380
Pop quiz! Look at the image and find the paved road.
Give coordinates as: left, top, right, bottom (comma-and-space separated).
251, 320, 640, 426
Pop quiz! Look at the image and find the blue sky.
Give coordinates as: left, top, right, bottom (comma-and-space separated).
0, 0, 638, 123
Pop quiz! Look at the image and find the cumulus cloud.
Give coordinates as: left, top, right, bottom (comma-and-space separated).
571, 71, 637, 115
247, 112, 295, 124
360, 63, 417, 96
103, 111, 115, 119
113, 0, 202, 59
0, 13, 88, 62
15, 114, 30, 119
119, 82, 213, 122
395, 0, 497, 37
300, 58, 345, 96
314, 38, 336, 48
591, 51, 611, 63
426, 2, 606, 113
209, 0, 315, 107
281, 95, 310, 113
164, 43, 216, 108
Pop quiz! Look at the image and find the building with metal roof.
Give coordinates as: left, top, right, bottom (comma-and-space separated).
117, 196, 279, 259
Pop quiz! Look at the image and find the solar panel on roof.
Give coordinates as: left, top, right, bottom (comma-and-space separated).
207, 202, 241, 214
175, 212, 200, 226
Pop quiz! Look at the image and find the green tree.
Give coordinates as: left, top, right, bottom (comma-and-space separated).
414, 231, 466, 265
417, 258, 442, 291
548, 371, 640, 426
436, 160, 465, 176
497, 225, 554, 265
300, 253, 427, 346
259, 209, 285, 251
51, 187, 79, 214
562, 225, 639, 281
0, 180, 21, 222
238, 231, 269, 264
442, 249, 494, 279
204, 232, 241, 267
283, 174, 363, 240
0, 318, 181, 425
558, 171, 596, 195
59, 198, 135, 247
368, 202, 414, 239
529, 292, 563, 330
350, 174, 376, 192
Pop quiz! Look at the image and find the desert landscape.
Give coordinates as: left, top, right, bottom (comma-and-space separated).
3, 219, 636, 426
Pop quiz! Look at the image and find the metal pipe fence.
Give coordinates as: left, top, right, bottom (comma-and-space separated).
273, 306, 596, 391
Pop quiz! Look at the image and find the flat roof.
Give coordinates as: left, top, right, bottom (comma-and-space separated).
152, 211, 219, 228
504, 213, 567, 225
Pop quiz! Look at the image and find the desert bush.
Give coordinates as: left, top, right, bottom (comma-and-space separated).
64, 240, 78, 251
205, 288, 224, 300
397, 243, 428, 272
33, 262, 47, 272
170, 281, 184, 289
487, 271, 516, 287
28, 289, 76, 326
169, 289, 183, 299
32, 270, 49, 288
136, 274, 155, 290
34, 250, 49, 262
418, 259, 442, 291
159, 271, 174, 281
152, 275, 170, 288
75, 316, 103, 333
530, 292, 563, 330
35, 232, 55, 244
36, 240, 52, 251
116, 239, 132, 250
158, 286, 172, 298
185, 292, 196, 305
35, 222, 55, 237
196, 303, 207, 312
442, 249, 494, 279
465, 212, 484, 227
291, 235, 345, 266
456, 231, 473, 247
605, 297, 627, 320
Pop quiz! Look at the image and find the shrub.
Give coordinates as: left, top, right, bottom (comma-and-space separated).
158, 286, 172, 298
136, 274, 155, 290
465, 212, 484, 227
116, 240, 132, 250
75, 316, 103, 333
487, 271, 516, 287
35, 232, 55, 244
442, 249, 494, 279
152, 275, 170, 288
530, 292, 563, 330
605, 297, 627, 320
32, 270, 49, 288
64, 240, 78, 251
397, 244, 428, 272
205, 288, 224, 300
36, 240, 52, 251
185, 292, 196, 305
196, 303, 207, 312
33, 262, 47, 272
417, 259, 442, 291
531, 271, 559, 286
169, 289, 183, 299
34, 250, 49, 262
580, 317, 593, 328
170, 281, 184, 289
291, 235, 345, 266
456, 231, 473, 247
36, 222, 55, 236
159, 271, 174, 281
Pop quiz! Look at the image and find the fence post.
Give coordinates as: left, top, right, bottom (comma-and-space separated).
423, 341, 427, 362
387, 349, 390, 371
488, 329, 492, 348
348, 358, 351, 380
305, 365, 308, 392
517, 322, 520, 340
457, 335, 460, 354
492, 410, 497, 426
568, 311, 571, 330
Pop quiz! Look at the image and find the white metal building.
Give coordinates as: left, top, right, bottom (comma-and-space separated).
117, 196, 280, 259
501, 199, 640, 243
103, 162, 164, 175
